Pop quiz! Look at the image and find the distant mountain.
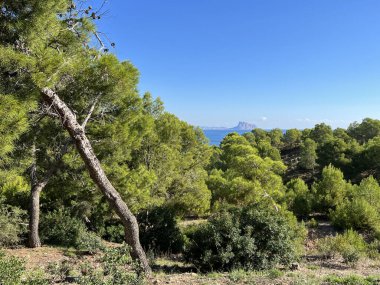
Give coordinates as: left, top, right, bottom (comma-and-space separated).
202, 121, 256, 131
231, 121, 256, 131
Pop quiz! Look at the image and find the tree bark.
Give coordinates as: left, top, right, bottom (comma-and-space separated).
28, 139, 69, 248
41, 87, 151, 275
28, 142, 43, 248
28, 183, 45, 247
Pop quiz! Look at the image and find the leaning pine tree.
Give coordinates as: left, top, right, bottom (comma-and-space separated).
0, 0, 151, 274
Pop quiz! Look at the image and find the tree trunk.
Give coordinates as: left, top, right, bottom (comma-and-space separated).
28, 183, 44, 248
28, 140, 66, 248
41, 87, 151, 275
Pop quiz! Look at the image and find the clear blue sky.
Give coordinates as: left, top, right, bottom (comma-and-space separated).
92, 0, 380, 129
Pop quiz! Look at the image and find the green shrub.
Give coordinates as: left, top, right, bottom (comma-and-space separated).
317, 229, 367, 265
0, 251, 24, 285
40, 208, 84, 246
330, 198, 380, 237
185, 208, 254, 272
46, 259, 78, 283
76, 230, 105, 254
77, 266, 104, 285
22, 270, 49, 285
227, 270, 247, 282
184, 203, 305, 272
80, 244, 143, 285
306, 218, 319, 228
101, 244, 142, 278
267, 268, 284, 279
0, 202, 26, 247
336, 230, 367, 264
137, 206, 184, 254
367, 239, 380, 259
45, 245, 143, 285
40, 208, 103, 252
43, 249, 143, 285
104, 224, 124, 243
316, 236, 337, 259
330, 176, 380, 237
0, 252, 51, 285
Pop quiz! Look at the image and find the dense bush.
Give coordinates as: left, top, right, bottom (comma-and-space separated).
40, 209, 83, 246
330, 177, 380, 237
336, 230, 367, 264
367, 239, 380, 259
184, 203, 306, 272
330, 199, 380, 236
0, 201, 26, 247
40, 209, 104, 252
317, 229, 367, 265
103, 224, 125, 243
100, 244, 143, 282
137, 206, 184, 254
317, 235, 337, 260
185, 208, 254, 272
76, 230, 105, 254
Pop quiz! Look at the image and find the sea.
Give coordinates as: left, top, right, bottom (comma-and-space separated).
203, 129, 287, 145
203, 130, 249, 146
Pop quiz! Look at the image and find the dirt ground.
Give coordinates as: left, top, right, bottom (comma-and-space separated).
3, 246, 70, 270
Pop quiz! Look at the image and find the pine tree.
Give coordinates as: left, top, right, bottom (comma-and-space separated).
0, 0, 151, 274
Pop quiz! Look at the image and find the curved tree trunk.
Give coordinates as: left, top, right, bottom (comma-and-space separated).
28, 183, 44, 247
41, 87, 151, 275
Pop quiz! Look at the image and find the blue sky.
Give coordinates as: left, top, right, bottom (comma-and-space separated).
92, 0, 380, 129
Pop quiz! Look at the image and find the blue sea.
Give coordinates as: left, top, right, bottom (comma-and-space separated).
203, 130, 249, 146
